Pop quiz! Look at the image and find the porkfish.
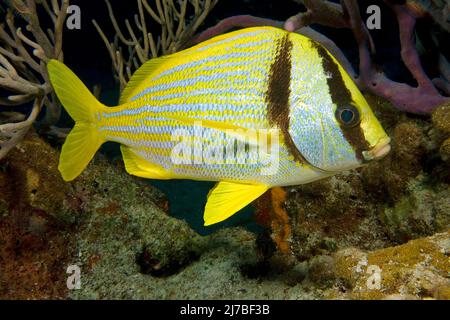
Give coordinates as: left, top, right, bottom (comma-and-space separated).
47, 27, 391, 226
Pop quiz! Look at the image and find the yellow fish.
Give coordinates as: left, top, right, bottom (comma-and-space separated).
47, 27, 390, 226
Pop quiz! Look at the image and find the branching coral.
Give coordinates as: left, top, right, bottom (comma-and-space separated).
93, 0, 219, 91
190, 0, 450, 115
0, 0, 69, 159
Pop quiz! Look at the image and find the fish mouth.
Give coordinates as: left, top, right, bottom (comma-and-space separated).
362, 137, 391, 161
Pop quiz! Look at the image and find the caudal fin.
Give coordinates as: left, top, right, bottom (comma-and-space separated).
47, 59, 106, 181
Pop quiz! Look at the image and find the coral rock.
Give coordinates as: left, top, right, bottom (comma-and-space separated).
0, 131, 78, 299
431, 103, 450, 162
380, 177, 439, 242
2, 130, 80, 224
332, 231, 450, 299
432, 103, 450, 134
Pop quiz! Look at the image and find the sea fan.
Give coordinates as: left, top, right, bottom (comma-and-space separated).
1, 0, 31, 22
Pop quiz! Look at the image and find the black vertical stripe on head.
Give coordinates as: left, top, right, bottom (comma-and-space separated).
266, 33, 306, 164
267, 34, 292, 125
311, 41, 370, 161
311, 42, 353, 108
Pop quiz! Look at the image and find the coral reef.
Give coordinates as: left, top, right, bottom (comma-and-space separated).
0, 131, 320, 299
379, 175, 449, 242
0, 0, 449, 301
0, 130, 80, 223
286, 171, 390, 261
0, 130, 204, 299
0, 112, 448, 299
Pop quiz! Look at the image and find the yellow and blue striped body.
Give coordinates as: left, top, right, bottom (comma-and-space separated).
48, 27, 390, 225
98, 27, 333, 186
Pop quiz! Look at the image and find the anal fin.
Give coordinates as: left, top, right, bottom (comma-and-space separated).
121, 146, 171, 179
204, 181, 269, 226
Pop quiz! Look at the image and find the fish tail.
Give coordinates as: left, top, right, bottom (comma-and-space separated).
47, 59, 106, 182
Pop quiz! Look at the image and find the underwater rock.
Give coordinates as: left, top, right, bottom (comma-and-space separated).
431, 103, 450, 162
70, 222, 322, 299
0, 132, 201, 298
71, 154, 204, 282
70, 160, 321, 299
362, 120, 427, 201
432, 103, 450, 135
0, 131, 78, 299
286, 172, 389, 262
0, 132, 322, 299
305, 255, 336, 288
331, 231, 450, 300
0, 130, 80, 225
379, 175, 447, 243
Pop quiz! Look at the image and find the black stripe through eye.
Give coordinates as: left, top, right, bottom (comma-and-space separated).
311, 40, 369, 161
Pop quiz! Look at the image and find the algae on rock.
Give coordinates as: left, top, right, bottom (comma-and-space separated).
380, 175, 449, 242
331, 231, 450, 299
431, 103, 450, 162
68, 159, 322, 299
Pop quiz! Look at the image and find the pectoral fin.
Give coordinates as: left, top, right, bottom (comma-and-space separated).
204, 181, 269, 226
121, 146, 171, 179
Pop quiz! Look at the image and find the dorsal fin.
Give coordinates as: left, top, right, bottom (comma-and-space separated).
119, 54, 176, 104
119, 27, 281, 105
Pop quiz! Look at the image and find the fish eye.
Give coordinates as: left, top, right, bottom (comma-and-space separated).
336, 105, 360, 127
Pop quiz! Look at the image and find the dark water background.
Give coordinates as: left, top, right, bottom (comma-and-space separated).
3, 0, 447, 235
